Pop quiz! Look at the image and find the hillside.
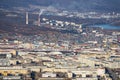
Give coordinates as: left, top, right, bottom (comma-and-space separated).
0, 0, 120, 12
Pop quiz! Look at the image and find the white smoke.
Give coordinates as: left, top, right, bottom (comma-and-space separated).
39, 9, 45, 16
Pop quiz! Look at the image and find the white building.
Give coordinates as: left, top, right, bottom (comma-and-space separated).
42, 72, 56, 78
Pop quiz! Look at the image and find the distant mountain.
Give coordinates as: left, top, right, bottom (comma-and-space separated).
0, 0, 120, 12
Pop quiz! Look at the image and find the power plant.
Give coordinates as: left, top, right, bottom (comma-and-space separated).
25, 10, 45, 26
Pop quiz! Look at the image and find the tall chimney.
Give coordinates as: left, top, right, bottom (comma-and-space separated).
26, 12, 28, 25
38, 9, 44, 26
38, 15, 40, 26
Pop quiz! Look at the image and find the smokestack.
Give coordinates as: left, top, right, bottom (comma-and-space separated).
38, 9, 44, 26
26, 12, 28, 25
38, 15, 40, 26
